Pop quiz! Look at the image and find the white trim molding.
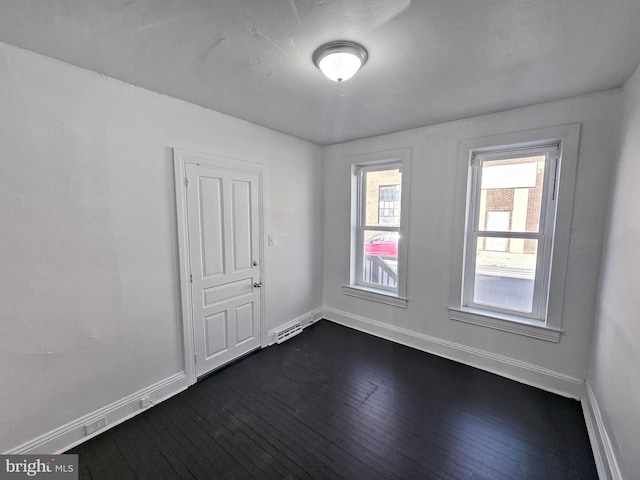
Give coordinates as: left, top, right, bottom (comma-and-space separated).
322, 306, 585, 399
582, 382, 623, 480
449, 307, 561, 342
342, 285, 408, 308
173, 148, 266, 385
6, 372, 188, 455
347, 147, 412, 302
449, 124, 581, 339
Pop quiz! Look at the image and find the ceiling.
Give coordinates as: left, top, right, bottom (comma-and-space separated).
1, 0, 639, 145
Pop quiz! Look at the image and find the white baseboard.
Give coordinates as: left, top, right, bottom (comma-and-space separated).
7, 308, 324, 455
6, 372, 189, 455
582, 382, 622, 480
323, 306, 585, 399
267, 308, 323, 346
7, 309, 595, 461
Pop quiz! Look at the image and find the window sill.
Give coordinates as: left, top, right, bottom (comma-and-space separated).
448, 307, 561, 342
342, 285, 408, 308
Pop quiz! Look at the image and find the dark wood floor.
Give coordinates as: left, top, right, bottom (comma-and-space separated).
69, 320, 597, 479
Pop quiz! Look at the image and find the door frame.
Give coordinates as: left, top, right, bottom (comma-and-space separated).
173, 148, 266, 386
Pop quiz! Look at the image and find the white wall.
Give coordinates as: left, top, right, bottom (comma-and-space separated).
322, 90, 620, 394
589, 63, 640, 479
0, 42, 323, 453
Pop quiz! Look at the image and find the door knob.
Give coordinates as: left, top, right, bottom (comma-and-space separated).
253, 282, 262, 288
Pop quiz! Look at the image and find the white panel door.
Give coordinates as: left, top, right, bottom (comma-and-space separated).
186, 162, 262, 377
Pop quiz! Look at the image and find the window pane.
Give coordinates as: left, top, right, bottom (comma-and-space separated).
478, 156, 545, 233
364, 169, 401, 226
362, 230, 398, 289
473, 237, 537, 313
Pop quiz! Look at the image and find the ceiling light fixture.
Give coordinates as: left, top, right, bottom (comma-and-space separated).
312, 41, 368, 82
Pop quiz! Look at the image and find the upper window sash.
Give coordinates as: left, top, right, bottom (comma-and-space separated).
469, 147, 559, 235
356, 163, 402, 229
471, 144, 560, 165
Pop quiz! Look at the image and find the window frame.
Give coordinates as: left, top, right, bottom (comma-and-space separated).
355, 163, 402, 293
449, 125, 581, 342
343, 148, 411, 308
463, 144, 559, 320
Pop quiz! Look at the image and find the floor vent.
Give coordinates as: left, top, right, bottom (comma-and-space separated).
276, 322, 302, 344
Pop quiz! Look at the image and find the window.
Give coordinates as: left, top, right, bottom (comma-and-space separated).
357, 165, 401, 291
343, 148, 411, 308
464, 146, 558, 318
449, 125, 581, 342
378, 185, 400, 224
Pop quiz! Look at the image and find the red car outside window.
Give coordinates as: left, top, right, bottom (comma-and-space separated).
364, 232, 398, 258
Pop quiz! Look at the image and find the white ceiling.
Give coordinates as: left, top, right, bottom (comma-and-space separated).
1, 0, 639, 145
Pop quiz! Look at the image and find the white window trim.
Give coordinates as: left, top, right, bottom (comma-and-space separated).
342, 285, 408, 307
449, 124, 581, 342
343, 148, 411, 308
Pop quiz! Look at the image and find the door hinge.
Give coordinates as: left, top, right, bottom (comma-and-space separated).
194, 352, 197, 363
189, 274, 193, 283
185, 177, 189, 188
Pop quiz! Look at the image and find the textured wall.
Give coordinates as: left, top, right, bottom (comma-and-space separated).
590, 63, 640, 479
0, 42, 323, 452
323, 90, 619, 384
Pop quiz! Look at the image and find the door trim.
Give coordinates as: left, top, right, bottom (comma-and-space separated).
173, 148, 265, 386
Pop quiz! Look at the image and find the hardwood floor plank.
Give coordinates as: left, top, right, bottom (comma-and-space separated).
222, 364, 456, 480
229, 344, 508, 479
196, 380, 340, 480
69, 321, 597, 479
214, 380, 384, 480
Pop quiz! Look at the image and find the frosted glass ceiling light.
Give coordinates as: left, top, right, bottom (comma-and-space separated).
313, 41, 368, 82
